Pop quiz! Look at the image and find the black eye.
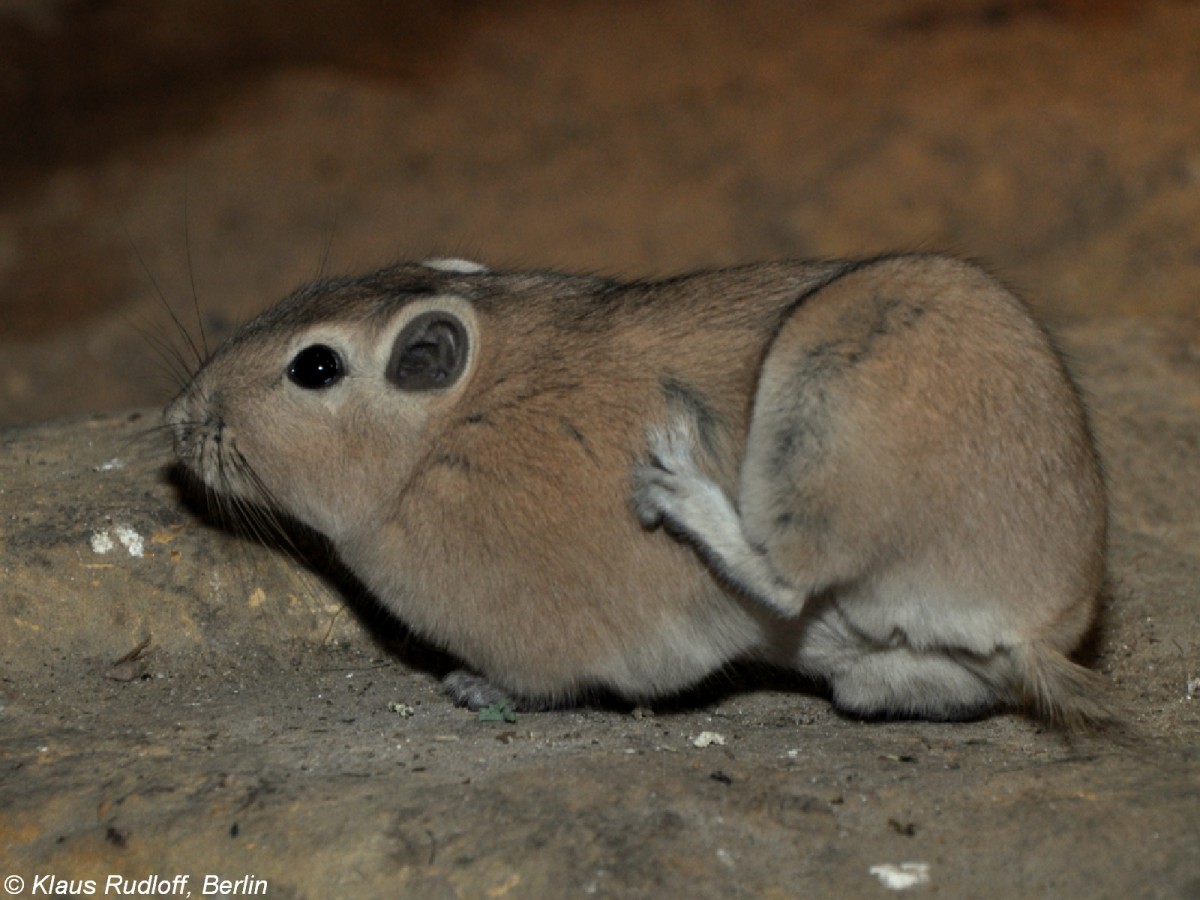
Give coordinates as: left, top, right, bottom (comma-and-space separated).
287, 344, 344, 389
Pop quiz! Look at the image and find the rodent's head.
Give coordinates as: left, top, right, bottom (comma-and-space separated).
164, 259, 486, 540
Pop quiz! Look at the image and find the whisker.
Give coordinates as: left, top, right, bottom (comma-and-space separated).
182, 186, 210, 360
235, 457, 310, 561
315, 210, 339, 282
125, 225, 206, 370
117, 420, 176, 458
209, 445, 281, 552
130, 319, 194, 391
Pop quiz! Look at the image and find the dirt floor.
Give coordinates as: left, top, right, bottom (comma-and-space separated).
1, 1, 1198, 897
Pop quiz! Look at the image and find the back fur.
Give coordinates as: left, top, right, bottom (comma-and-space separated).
633, 254, 1111, 729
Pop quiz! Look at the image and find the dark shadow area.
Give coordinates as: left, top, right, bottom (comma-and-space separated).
162, 458, 469, 679
0, 0, 489, 200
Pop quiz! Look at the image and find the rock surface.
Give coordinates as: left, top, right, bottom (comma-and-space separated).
1, 1, 1198, 898
2, 320, 1198, 894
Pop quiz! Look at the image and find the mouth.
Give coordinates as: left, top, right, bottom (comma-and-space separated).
165, 406, 236, 496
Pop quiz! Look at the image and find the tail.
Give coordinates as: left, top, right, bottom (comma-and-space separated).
1012, 642, 1117, 731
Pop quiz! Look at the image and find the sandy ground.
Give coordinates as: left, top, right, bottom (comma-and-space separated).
1, 1, 1198, 897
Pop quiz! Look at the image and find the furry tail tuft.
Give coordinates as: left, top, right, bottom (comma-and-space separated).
1013, 643, 1116, 731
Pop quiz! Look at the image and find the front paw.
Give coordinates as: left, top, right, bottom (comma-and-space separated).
441, 670, 549, 713
441, 670, 518, 711
630, 461, 670, 528
630, 420, 702, 528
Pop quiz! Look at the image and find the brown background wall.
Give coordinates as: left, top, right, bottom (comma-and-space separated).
1, 0, 1197, 426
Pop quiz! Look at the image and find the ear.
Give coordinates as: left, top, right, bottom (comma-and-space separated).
386, 310, 469, 391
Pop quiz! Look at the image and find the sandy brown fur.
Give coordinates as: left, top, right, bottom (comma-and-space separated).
166, 254, 1111, 727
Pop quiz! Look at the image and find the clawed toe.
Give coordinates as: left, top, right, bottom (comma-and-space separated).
442, 670, 518, 711
630, 464, 669, 527
631, 418, 705, 530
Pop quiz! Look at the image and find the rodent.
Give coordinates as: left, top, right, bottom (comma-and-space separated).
164, 252, 1111, 727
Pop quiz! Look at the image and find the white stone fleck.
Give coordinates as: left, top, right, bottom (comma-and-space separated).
114, 526, 145, 558
90, 526, 145, 558
869, 862, 931, 891
90, 531, 115, 554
